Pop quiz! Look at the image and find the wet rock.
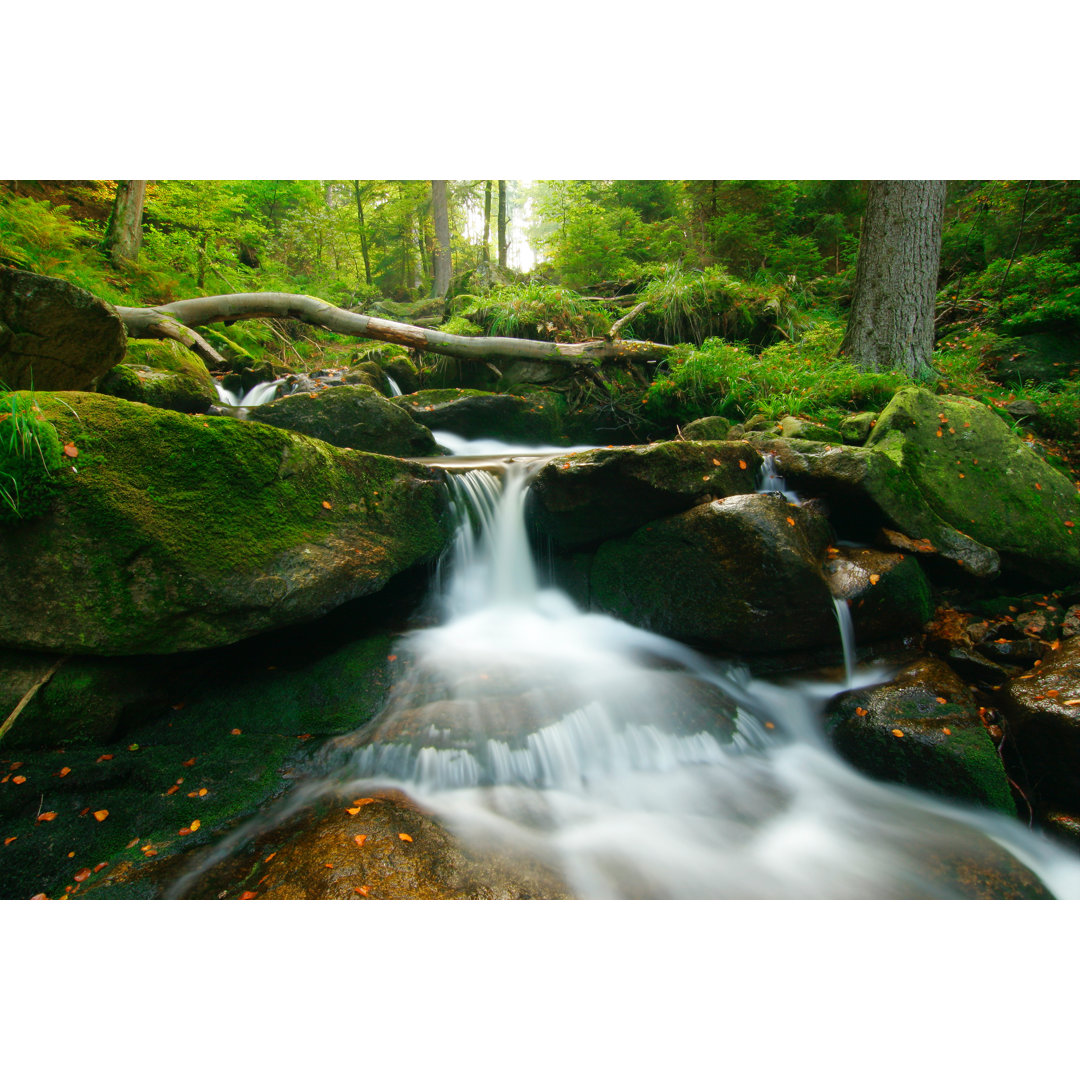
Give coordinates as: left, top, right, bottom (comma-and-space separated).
98, 340, 217, 413
998, 636, 1080, 814
681, 416, 732, 441
590, 492, 838, 653
824, 546, 934, 643
0, 392, 452, 654
0, 268, 126, 391
530, 440, 762, 550
400, 388, 564, 445
776, 415, 842, 442
824, 656, 1015, 813
248, 384, 438, 456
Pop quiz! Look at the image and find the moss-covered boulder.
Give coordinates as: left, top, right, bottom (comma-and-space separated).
399, 389, 563, 445
823, 546, 934, 643
0, 392, 452, 654
590, 493, 839, 653
998, 636, 1080, 815
824, 657, 1015, 814
529, 441, 762, 550
839, 411, 878, 444
0, 268, 126, 391
681, 416, 732, 441
867, 386, 1080, 583
98, 340, 218, 413
247, 384, 438, 456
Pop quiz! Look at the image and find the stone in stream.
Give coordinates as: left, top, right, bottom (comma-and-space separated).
246, 383, 439, 456
823, 546, 933, 643
399, 388, 565, 445
589, 492, 838, 654
98, 339, 218, 414
824, 656, 1015, 814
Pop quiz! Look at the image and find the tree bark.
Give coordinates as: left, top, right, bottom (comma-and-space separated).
430, 180, 452, 297
498, 180, 509, 270
352, 181, 373, 286
116, 292, 675, 369
839, 180, 947, 377
104, 181, 147, 266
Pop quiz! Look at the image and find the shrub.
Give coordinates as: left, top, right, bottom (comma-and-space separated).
0, 390, 62, 524
458, 283, 610, 342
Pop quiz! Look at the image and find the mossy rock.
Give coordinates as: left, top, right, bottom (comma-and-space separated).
0, 392, 452, 654
98, 340, 217, 413
529, 440, 762, 550
590, 493, 839, 654
247, 384, 438, 456
868, 386, 1080, 583
839, 411, 878, 444
775, 415, 843, 442
399, 389, 564, 445
681, 416, 732, 441
824, 546, 934, 642
824, 656, 1015, 814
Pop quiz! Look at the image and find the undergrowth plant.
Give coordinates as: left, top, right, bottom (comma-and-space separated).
456, 283, 610, 342
0, 389, 63, 524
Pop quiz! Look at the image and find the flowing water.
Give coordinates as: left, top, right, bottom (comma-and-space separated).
170, 438, 1080, 899
215, 379, 284, 408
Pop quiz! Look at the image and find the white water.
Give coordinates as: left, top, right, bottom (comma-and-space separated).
215, 379, 284, 408
169, 441, 1080, 899
385, 374, 403, 396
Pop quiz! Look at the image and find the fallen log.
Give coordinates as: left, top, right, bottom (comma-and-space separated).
115, 292, 675, 370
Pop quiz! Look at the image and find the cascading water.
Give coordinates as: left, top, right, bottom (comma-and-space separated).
215, 379, 284, 408
385, 374, 403, 396
170, 437, 1080, 899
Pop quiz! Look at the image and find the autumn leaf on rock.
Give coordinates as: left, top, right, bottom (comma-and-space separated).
73, 869, 91, 883
398, 833, 414, 843
240, 891, 258, 900
353, 834, 367, 846
12, 775, 25, 785
92, 809, 109, 822
37, 811, 58, 822
62, 442, 78, 458
58, 766, 71, 778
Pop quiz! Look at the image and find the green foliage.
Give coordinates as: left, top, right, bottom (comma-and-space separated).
459, 283, 610, 342
630, 265, 805, 346
644, 317, 907, 429
0, 389, 62, 523
436, 315, 485, 337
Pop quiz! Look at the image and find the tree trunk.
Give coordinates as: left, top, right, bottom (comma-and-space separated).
116, 292, 674, 370
104, 181, 147, 266
352, 180, 373, 286
497, 181, 509, 270
839, 180, 947, 377
430, 180, 452, 298
482, 180, 492, 265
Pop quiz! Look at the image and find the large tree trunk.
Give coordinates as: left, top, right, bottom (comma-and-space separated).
497, 181, 509, 270
116, 292, 674, 370
430, 180, 452, 298
840, 180, 946, 377
482, 180, 492, 265
104, 181, 147, 266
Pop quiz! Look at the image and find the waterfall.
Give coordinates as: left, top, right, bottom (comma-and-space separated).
169, 439, 1080, 899
385, 374, 403, 396
215, 379, 284, 408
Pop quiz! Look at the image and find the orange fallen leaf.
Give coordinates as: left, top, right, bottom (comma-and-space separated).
712, 459, 721, 466
353, 834, 367, 846
240, 891, 258, 900
764, 721, 775, 730
92, 809, 109, 822
398, 833, 414, 843
387, 655, 398, 662
322, 500, 332, 509
62, 442, 78, 458
935, 697, 947, 705
93, 862, 107, 873
355, 886, 370, 896
142, 847, 158, 857
739, 460, 747, 470
126, 838, 140, 849
353, 797, 375, 807
37, 811, 58, 822
178, 827, 191, 836
97, 754, 113, 762
198, 788, 207, 796
230, 728, 242, 735
264, 852, 277, 863
58, 766, 71, 778
1063, 699, 1080, 706
346, 807, 362, 816
12, 775, 25, 785
868, 574, 880, 585
73, 868, 91, 883
1035, 483, 1042, 491
189, 820, 201, 832
1066, 521, 1075, 528
4, 837, 15, 845
29, 893, 46, 900
165, 784, 180, 796
891, 729, 905, 738
702, 475, 711, 482
785, 517, 795, 526
855, 707, 868, 717
943, 727, 952, 735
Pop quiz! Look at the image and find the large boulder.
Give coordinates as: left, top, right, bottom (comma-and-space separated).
866, 387, 1080, 583
98, 340, 217, 413
247, 384, 438, 456
824, 656, 1015, 814
0, 268, 126, 390
530, 441, 762, 549
589, 492, 839, 653
0, 392, 452, 654
399, 389, 563, 445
